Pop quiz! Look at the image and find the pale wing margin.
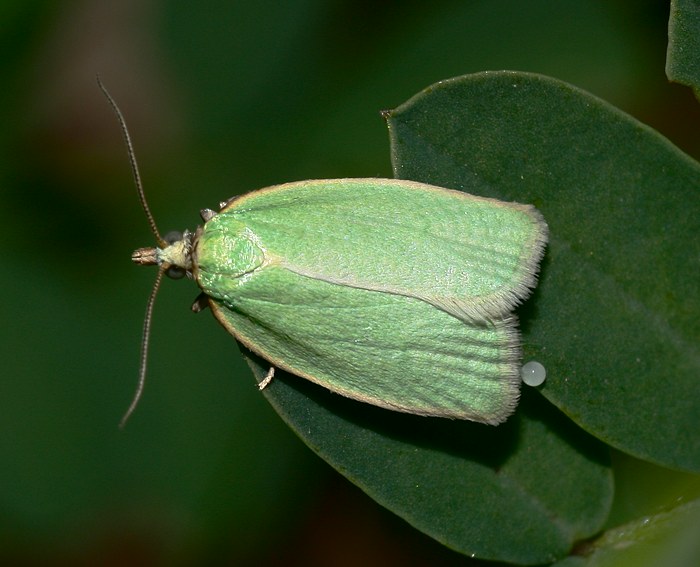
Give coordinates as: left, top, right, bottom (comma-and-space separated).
225, 179, 548, 324
417, 205, 548, 323
209, 265, 522, 425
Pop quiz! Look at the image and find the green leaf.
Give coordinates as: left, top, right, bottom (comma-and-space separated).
247, 345, 611, 564
385, 71, 700, 472
667, 0, 700, 97
553, 499, 700, 567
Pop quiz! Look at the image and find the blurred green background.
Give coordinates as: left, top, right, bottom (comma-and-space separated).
2, 1, 699, 565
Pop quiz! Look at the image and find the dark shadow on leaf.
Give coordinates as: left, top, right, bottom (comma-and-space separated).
519, 386, 611, 470
240, 343, 608, 472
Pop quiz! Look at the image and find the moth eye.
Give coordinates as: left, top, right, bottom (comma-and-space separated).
166, 265, 187, 280
163, 230, 183, 244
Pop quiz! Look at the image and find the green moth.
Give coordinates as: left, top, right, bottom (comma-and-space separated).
140, 179, 546, 426
100, 80, 547, 427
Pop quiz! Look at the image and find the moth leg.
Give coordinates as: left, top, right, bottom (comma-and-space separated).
258, 367, 275, 390
200, 208, 217, 222
219, 196, 237, 210
191, 292, 210, 313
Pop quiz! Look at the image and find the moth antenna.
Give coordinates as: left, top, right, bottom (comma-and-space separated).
98, 76, 168, 426
120, 266, 166, 428
97, 75, 167, 248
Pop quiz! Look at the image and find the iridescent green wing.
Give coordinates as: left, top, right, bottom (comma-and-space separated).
216, 178, 547, 323
209, 266, 521, 425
